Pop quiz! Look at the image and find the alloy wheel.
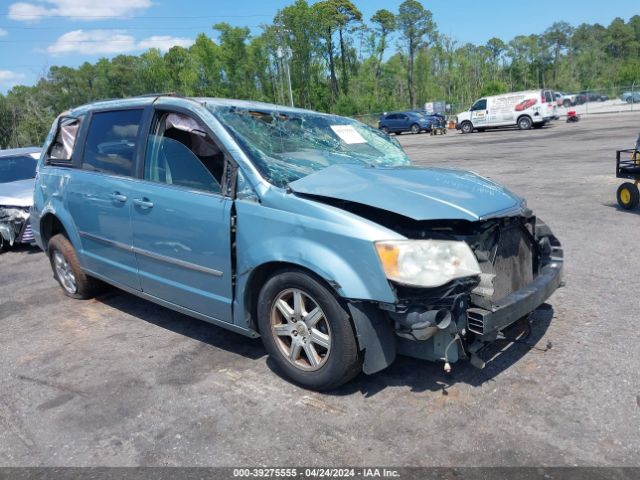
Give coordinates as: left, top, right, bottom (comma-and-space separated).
53, 250, 77, 294
270, 288, 332, 371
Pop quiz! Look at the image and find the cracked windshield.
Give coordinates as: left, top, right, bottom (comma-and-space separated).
211, 106, 410, 187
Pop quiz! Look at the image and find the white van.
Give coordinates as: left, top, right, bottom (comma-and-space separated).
456, 89, 556, 133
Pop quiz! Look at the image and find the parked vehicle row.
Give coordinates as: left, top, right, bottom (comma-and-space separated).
0, 147, 40, 252
555, 91, 612, 107
28, 94, 563, 390
574, 91, 609, 104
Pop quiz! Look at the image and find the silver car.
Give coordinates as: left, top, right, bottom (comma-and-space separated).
0, 147, 40, 252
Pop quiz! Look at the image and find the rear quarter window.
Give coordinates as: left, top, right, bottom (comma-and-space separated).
82, 109, 144, 177
47, 116, 81, 166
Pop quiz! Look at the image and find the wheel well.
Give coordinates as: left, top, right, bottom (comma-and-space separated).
40, 214, 68, 252
244, 261, 342, 333
517, 114, 532, 123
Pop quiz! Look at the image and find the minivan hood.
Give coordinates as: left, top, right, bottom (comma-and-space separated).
0, 178, 35, 207
289, 164, 524, 222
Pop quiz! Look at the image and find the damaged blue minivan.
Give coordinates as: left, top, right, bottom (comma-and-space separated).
32, 95, 563, 390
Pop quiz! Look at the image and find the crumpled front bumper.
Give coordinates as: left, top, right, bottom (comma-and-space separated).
0, 207, 32, 247
467, 257, 564, 340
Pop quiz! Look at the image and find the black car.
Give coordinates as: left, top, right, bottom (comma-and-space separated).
575, 91, 609, 104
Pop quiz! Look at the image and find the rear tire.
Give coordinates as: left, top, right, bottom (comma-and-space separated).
48, 234, 101, 299
460, 121, 473, 134
563, 99, 571, 107
518, 116, 532, 130
257, 269, 361, 391
617, 183, 640, 210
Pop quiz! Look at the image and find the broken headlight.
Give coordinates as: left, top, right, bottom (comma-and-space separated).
375, 240, 481, 288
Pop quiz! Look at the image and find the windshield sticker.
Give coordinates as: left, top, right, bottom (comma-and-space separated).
330, 125, 367, 144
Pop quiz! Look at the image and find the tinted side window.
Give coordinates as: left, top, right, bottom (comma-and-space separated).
544, 91, 553, 103
472, 99, 487, 111
82, 109, 143, 177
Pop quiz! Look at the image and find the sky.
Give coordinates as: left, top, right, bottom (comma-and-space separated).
0, 0, 637, 93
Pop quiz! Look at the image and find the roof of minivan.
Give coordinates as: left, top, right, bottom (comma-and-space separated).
67, 95, 323, 117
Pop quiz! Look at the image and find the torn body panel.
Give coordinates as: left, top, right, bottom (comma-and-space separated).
294, 188, 562, 372
364, 215, 562, 371
0, 206, 32, 248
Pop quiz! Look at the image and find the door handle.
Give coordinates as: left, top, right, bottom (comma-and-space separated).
110, 192, 127, 203
133, 198, 154, 209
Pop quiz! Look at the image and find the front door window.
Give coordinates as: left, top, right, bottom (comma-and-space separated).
144, 113, 225, 194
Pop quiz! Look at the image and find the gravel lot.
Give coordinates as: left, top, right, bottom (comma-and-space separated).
1, 113, 639, 467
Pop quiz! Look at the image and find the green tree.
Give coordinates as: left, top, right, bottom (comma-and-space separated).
397, 0, 437, 108
544, 22, 573, 84
371, 9, 396, 81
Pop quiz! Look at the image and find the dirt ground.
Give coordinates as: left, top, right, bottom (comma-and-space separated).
1, 112, 639, 466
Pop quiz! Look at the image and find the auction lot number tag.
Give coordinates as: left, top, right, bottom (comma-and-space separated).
330, 125, 367, 144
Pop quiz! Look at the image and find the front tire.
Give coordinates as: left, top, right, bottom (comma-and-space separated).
410, 123, 420, 134
257, 270, 361, 390
48, 234, 101, 299
617, 183, 640, 210
518, 116, 532, 130
380, 126, 390, 134
563, 99, 571, 107
460, 121, 473, 134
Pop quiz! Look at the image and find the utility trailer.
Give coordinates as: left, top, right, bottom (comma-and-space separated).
616, 135, 640, 210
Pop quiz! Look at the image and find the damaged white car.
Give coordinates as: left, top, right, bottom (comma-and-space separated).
0, 147, 40, 252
